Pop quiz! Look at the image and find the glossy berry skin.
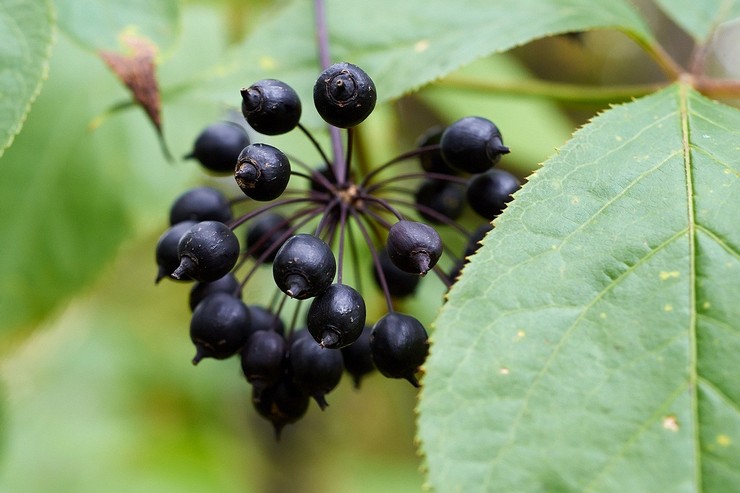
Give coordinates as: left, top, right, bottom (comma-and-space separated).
288, 330, 344, 410
414, 179, 466, 224
155, 220, 197, 283
307, 283, 366, 349
172, 221, 240, 283
240, 330, 287, 396
188, 272, 241, 311
440, 116, 510, 173
241, 79, 302, 136
273, 234, 336, 300
386, 220, 443, 276
185, 122, 250, 174
245, 212, 292, 263
466, 169, 521, 220
370, 312, 428, 387
372, 247, 420, 298
416, 126, 458, 175
253, 376, 310, 440
235, 143, 291, 201
341, 325, 375, 388
169, 187, 232, 225
190, 292, 251, 364
313, 62, 376, 128
248, 305, 285, 336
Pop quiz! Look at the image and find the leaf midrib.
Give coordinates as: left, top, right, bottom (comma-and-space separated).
679, 83, 702, 492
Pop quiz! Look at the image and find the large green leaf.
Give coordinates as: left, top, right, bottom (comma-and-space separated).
653, 0, 740, 43
418, 84, 740, 492
55, 0, 179, 52
0, 33, 201, 334
196, 0, 653, 120
0, 0, 54, 158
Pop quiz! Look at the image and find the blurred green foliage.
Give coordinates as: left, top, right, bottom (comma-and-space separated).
7, 0, 730, 491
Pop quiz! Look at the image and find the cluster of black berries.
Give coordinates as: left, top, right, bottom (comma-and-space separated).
154, 62, 520, 438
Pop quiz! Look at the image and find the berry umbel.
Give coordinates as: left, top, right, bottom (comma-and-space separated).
156, 61, 517, 438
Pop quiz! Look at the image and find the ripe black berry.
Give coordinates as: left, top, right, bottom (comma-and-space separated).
341, 325, 375, 388
245, 212, 292, 263
241, 330, 287, 396
273, 234, 336, 299
288, 330, 344, 410
416, 126, 458, 175
185, 122, 250, 174
155, 220, 197, 283
235, 143, 291, 201
248, 305, 285, 335
307, 283, 366, 349
240, 79, 302, 135
466, 169, 520, 220
372, 248, 420, 298
172, 221, 240, 282
190, 292, 251, 364
414, 179, 466, 224
313, 62, 376, 128
386, 220, 442, 276
440, 116, 510, 173
188, 272, 241, 311
169, 187, 232, 225
253, 377, 310, 440
370, 312, 428, 387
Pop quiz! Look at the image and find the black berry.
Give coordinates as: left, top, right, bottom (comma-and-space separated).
466, 169, 520, 220
313, 62, 376, 128
372, 247, 420, 298
253, 377, 310, 440
185, 122, 250, 174
188, 272, 241, 311
241, 330, 287, 397
172, 221, 240, 282
240, 79, 302, 135
370, 312, 428, 387
245, 212, 292, 263
235, 143, 291, 201
169, 187, 232, 226
440, 116, 510, 173
155, 220, 197, 283
386, 220, 442, 276
190, 292, 251, 364
273, 234, 336, 299
414, 179, 466, 224
341, 325, 375, 388
307, 283, 366, 349
288, 329, 344, 410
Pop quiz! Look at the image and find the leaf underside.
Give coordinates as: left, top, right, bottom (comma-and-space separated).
653, 0, 740, 43
198, 0, 652, 121
418, 84, 740, 492
0, 0, 54, 159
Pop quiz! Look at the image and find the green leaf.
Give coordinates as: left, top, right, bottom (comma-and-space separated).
197, 0, 653, 116
653, 0, 740, 43
415, 55, 576, 176
0, 0, 54, 158
418, 84, 740, 492
55, 0, 179, 51
0, 34, 199, 334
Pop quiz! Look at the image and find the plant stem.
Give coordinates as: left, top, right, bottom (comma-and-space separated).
313, 0, 346, 184
434, 76, 665, 106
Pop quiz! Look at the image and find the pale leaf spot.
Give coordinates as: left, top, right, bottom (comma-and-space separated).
662, 415, 679, 431
659, 271, 680, 280
414, 39, 430, 52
